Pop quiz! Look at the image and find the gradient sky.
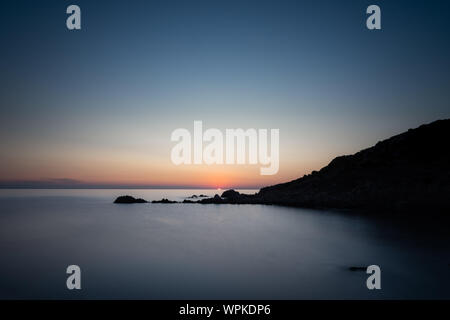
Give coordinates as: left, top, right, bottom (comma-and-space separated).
1, 0, 449, 188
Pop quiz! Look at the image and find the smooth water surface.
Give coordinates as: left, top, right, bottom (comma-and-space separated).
0, 189, 449, 299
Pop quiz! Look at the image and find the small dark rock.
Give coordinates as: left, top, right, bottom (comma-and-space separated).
199, 194, 223, 204
152, 198, 178, 204
114, 195, 148, 204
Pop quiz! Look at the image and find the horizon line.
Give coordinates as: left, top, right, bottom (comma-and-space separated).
0, 184, 263, 190
0, 187, 262, 190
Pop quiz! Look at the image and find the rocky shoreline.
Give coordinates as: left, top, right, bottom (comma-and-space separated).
114, 189, 257, 205
115, 119, 450, 213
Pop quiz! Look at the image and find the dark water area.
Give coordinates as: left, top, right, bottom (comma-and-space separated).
0, 189, 449, 299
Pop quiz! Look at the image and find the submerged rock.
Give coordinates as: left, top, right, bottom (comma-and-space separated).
187, 194, 208, 199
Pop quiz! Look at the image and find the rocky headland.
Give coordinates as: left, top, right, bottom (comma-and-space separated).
115, 119, 450, 212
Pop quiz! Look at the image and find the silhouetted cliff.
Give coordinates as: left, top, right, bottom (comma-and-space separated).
255, 119, 450, 211
115, 119, 450, 212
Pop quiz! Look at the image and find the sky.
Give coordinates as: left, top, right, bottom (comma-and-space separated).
0, 0, 449, 189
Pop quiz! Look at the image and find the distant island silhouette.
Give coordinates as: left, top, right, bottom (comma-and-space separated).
115, 119, 450, 212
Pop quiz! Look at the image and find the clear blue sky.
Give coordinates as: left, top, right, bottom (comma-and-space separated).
0, 0, 449, 188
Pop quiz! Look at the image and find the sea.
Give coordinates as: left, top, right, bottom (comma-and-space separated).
0, 189, 449, 299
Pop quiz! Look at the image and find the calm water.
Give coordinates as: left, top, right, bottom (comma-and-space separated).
0, 189, 449, 299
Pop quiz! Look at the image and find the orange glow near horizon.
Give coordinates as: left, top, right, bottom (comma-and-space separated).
0, 154, 323, 189
0, 128, 342, 188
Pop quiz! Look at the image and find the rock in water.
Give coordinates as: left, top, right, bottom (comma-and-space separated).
221, 189, 241, 200
199, 194, 223, 204
114, 195, 147, 204
152, 198, 178, 203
